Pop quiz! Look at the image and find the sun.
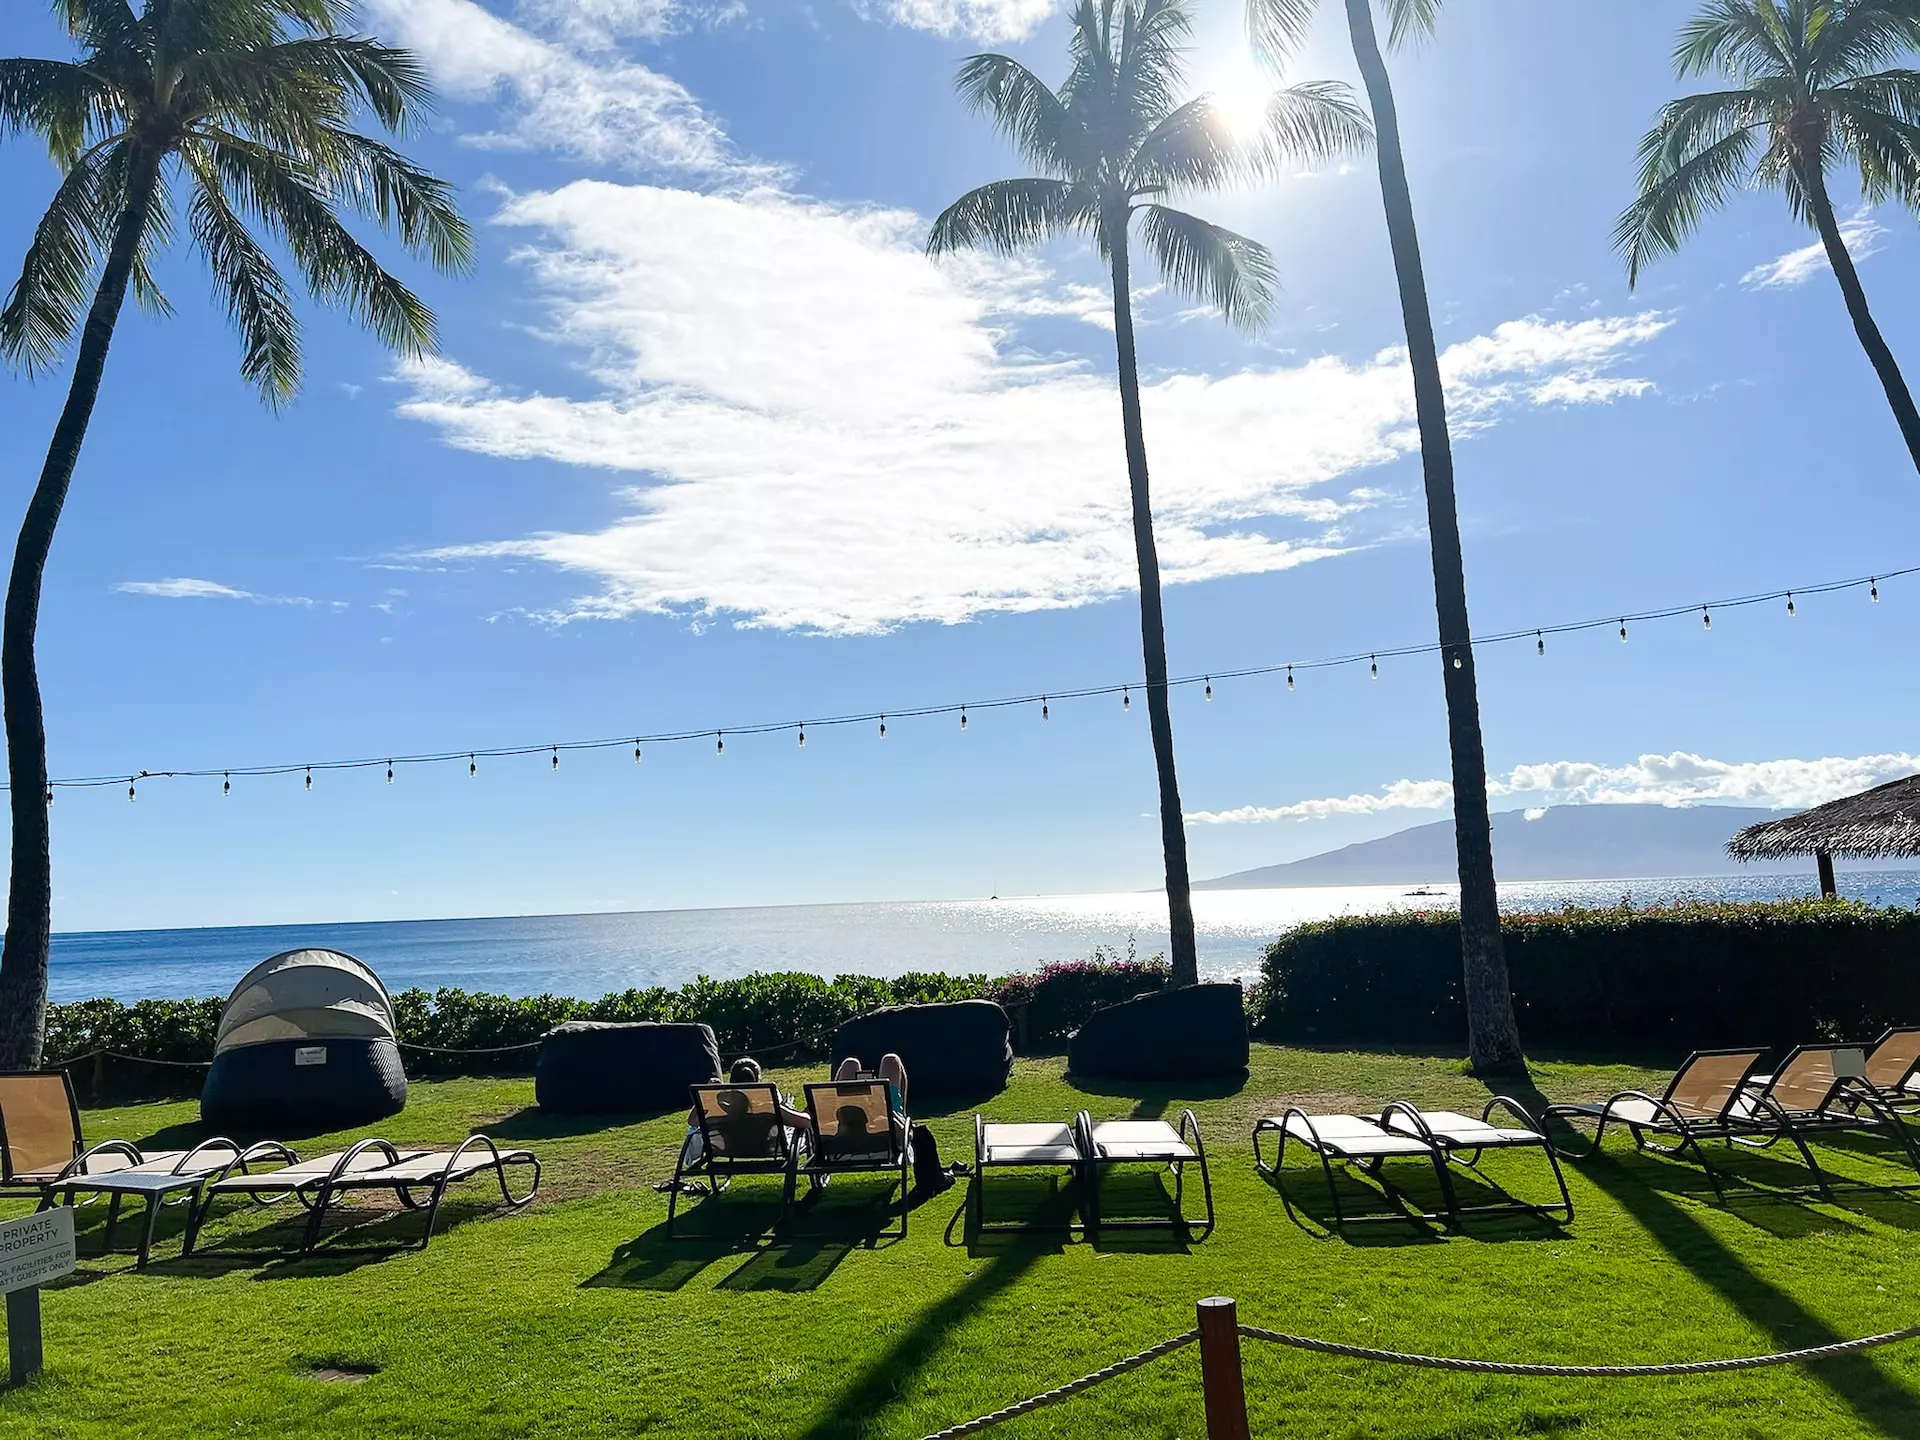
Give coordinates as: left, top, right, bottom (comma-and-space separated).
1202, 60, 1276, 143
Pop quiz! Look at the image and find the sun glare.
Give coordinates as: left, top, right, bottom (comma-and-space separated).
1204, 60, 1275, 142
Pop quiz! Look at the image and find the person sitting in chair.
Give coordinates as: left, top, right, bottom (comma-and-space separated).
681, 1057, 809, 1165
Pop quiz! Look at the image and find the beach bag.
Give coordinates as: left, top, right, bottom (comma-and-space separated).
910, 1123, 950, 1197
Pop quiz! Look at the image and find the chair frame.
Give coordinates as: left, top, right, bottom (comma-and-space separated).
794, 1080, 911, 1241
666, 1082, 809, 1238
38, 1137, 266, 1267
1074, 1109, 1215, 1240
1255, 1108, 1456, 1235
1735, 1046, 1920, 1201
1859, 1026, 1920, 1113
1543, 1047, 1773, 1203
1379, 1098, 1574, 1224
971, 1114, 1086, 1234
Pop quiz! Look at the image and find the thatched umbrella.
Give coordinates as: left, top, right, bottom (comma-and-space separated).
1727, 773, 1920, 897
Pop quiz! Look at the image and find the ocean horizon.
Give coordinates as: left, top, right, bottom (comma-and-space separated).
47, 868, 1920, 1004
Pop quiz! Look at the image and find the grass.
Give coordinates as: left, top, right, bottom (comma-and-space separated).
3, 1045, 1920, 1439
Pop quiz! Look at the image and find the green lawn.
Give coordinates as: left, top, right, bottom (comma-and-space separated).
3, 1046, 1919, 1439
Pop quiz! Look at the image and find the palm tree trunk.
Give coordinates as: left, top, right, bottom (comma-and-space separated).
1344, 0, 1523, 1074
0, 159, 157, 1069
1799, 161, 1920, 475
1108, 223, 1200, 988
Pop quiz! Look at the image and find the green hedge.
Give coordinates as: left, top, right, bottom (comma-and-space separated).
1253, 898, 1920, 1054
45, 953, 1170, 1085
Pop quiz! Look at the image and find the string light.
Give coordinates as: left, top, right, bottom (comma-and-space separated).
27, 562, 1909, 801
634, 740, 643, 764
386, 761, 394, 785
127, 778, 136, 802
1369, 655, 1378, 680
797, 724, 806, 748
44, 786, 52, 806
878, 715, 887, 738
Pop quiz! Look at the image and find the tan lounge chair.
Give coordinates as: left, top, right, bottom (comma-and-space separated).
1544, 1048, 1770, 1202
1861, 1027, 1920, 1110
1730, 1045, 1920, 1198
797, 1080, 910, 1239
183, 1136, 537, 1256
0, 1069, 189, 1201
1379, 1099, 1573, 1223
1075, 1110, 1213, 1239
1254, 1109, 1453, 1234
971, 1116, 1084, 1232
666, 1083, 808, 1237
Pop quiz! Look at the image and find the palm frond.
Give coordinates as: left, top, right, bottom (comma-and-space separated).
953, 52, 1082, 177
1674, 0, 1799, 80
0, 139, 118, 371
1129, 95, 1244, 192
0, 58, 113, 160
1245, 0, 1316, 67
1809, 0, 1920, 87
1136, 202, 1276, 328
54, 0, 141, 55
1615, 122, 1761, 283
185, 35, 437, 139
927, 176, 1101, 256
1384, 0, 1442, 50
307, 126, 473, 271
185, 157, 301, 400
1250, 79, 1373, 170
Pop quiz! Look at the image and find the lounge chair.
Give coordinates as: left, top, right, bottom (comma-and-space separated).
184, 1135, 538, 1256
1378, 1099, 1573, 1223
38, 1138, 285, 1268
1543, 1048, 1770, 1202
666, 1082, 808, 1237
1730, 1045, 1920, 1199
1860, 1027, 1920, 1110
0, 1069, 188, 1202
1074, 1110, 1213, 1239
971, 1115, 1084, 1233
1254, 1109, 1455, 1234
796, 1080, 911, 1239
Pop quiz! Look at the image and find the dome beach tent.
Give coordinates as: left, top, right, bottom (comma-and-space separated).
201, 949, 408, 1130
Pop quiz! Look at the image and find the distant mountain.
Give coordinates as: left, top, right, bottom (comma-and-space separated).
1196, 803, 1807, 890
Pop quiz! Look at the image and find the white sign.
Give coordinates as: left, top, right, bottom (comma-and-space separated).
0, 1208, 75, 1295
294, 1046, 328, 1067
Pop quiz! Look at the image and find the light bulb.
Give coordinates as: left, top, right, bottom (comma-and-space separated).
44, 786, 52, 806
1871, 578, 1880, 603
1041, 698, 1049, 721
634, 741, 642, 764
1619, 620, 1628, 643
1452, 654, 1463, 670
878, 716, 887, 738
797, 725, 806, 748
1786, 592, 1796, 617
1702, 607, 1711, 631
469, 754, 477, 778
305, 768, 313, 791
716, 731, 725, 756
1204, 677, 1212, 701
1122, 686, 1130, 711
960, 707, 968, 731
128, 779, 136, 802
1536, 631, 1545, 657
387, 762, 394, 785
551, 747, 560, 770
1369, 656, 1378, 680
1286, 666, 1295, 691
223, 772, 231, 796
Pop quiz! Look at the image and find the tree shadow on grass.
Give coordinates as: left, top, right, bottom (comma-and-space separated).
1502, 1077, 1920, 1438
483, 1105, 677, 1142
1068, 1075, 1246, 1121
790, 1234, 1056, 1440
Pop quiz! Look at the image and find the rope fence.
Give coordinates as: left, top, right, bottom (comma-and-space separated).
917, 1298, 1920, 1439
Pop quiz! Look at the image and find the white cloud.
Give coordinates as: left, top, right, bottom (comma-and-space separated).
114, 578, 331, 607
391, 180, 1666, 633
1187, 751, 1920, 824
360, 0, 763, 177
861, 0, 1058, 41
1741, 215, 1887, 289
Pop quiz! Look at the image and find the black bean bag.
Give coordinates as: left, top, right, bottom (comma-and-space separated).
201, 1037, 408, 1132
1067, 983, 1249, 1081
831, 1000, 1012, 1102
535, 1021, 722, 1114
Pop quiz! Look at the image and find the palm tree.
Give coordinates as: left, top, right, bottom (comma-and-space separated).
1251, 0, 1525, 1073
1619, 0, 1920, 472
928, 0, 1368, 989
0, 0, 471, 1067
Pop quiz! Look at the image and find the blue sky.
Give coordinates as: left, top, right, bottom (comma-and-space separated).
2, 0, 1918, 932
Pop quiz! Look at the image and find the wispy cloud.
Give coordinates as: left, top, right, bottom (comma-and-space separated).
391, 179, 1667, 633
1741, 215, 1887, 290
360, 0, 770, 179
114, 578, 339, 608
1187, 751, 1920, 824
858, 0, 1059, 41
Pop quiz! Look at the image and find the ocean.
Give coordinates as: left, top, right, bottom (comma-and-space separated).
47, 869, 1920, 1004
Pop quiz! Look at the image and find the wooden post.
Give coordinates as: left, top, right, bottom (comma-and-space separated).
1816, 850, 1837, 899
1196, 1296, 1249, 1440
6, 1289, 42, 1385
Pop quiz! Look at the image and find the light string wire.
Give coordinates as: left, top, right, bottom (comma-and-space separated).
33, 564, 1911, 795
